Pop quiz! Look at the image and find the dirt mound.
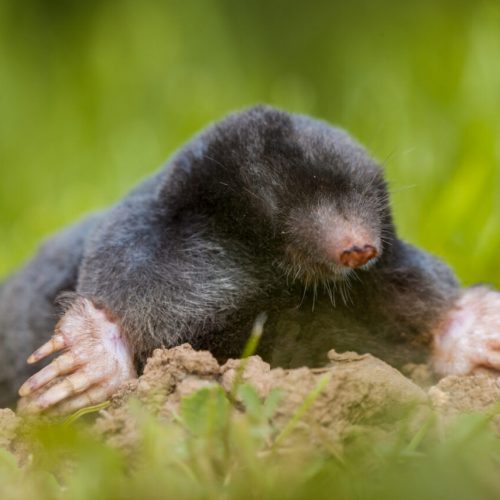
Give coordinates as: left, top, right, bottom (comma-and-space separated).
2, 344, 499, 457
93, 344, 500, 453
0, 409, 19, 450
429, 374, 500, 433
221, 350, 428, 436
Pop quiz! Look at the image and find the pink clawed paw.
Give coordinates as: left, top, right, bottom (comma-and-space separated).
18, 297, 136, 415
432, 286, 500, 377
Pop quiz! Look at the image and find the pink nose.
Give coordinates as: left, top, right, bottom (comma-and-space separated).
339, 244, 378, 268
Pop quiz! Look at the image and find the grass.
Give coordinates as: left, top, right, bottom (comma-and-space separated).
1, 387, 500, 500
1, 0, 500, 287
1, 319, 499, 500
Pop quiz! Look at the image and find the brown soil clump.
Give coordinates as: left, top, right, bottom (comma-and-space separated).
3, 344, 500, 458
94, 344, 430, 452
0, 409, 19, 450
429, 374, 500, 433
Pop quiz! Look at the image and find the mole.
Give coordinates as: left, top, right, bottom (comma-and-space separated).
1, 105, 499, 414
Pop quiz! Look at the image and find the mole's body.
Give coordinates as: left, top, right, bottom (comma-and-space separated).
1, 106, 499, 413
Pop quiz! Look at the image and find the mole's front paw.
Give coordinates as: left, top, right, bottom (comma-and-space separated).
432, 286, 500, 377
18, 297, 137, 415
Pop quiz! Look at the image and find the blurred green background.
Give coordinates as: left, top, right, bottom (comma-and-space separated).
1, 0, 500, 286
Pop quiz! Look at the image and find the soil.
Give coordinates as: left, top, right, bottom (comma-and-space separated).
93, 344, 500, 453
2, 344, 500, 457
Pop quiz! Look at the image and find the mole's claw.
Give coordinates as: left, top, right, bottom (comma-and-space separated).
27, 334, 66, 364
18, 297, 136, 414
33, 371, 94, 410
18, 352, 80, 397
483, 351, 500, 371
50, 386, 110, 416
488, 340, 500, 351
432, 286, 500, 376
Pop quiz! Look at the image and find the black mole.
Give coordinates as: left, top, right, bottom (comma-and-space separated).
1, 105, 497, 413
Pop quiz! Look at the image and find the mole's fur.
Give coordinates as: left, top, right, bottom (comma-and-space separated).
0, 106, 461, 408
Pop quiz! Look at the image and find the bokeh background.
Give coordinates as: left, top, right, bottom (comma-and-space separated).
1, 0, 500, 286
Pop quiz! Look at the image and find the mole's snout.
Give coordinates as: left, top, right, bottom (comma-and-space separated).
339, 244, 378, 269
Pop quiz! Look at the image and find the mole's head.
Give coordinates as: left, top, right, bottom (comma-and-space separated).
213, 106, 395, 285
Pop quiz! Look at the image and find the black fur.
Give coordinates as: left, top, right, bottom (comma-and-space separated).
0, 106, 459, 406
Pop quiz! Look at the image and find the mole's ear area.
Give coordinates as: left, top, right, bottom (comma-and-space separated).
237, 154, 288, 219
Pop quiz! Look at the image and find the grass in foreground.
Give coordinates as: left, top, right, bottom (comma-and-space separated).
1, 384, 500, 500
